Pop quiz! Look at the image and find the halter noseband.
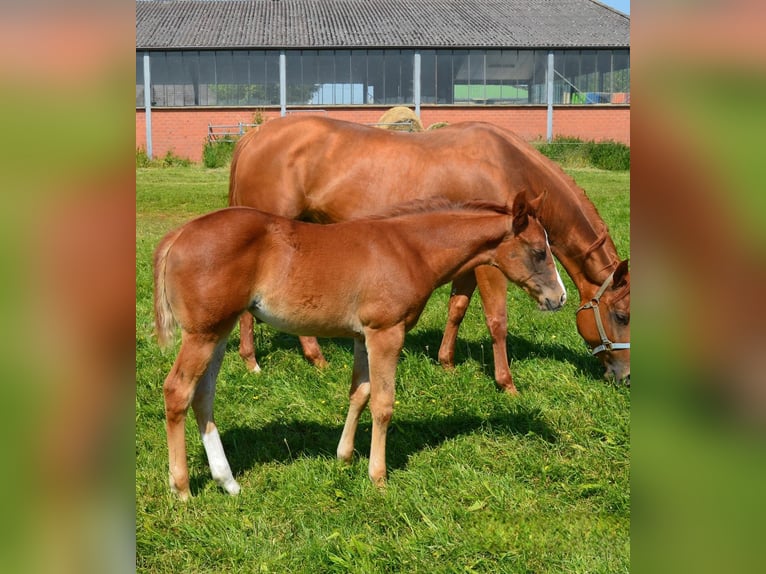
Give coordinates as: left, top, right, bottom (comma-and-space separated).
576, 270, 630, 356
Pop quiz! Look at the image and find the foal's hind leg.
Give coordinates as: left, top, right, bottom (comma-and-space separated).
475, 266, 517, 394
192, 340, 240, 495
164, 333, 220, 500
337, 338, 371, 464
438, 272, 478, 370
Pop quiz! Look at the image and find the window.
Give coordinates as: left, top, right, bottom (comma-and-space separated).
553, 49, 630, 104
137, 49, 629, 108
136, 53, 144, 107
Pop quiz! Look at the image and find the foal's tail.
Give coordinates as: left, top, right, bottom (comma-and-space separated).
153, 227, 184, 349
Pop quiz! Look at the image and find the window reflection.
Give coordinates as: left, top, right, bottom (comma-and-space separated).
137, 49, 629, 108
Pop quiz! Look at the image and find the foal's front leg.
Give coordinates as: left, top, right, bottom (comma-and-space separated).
336, 338, 371, 464
475, 265, 516, 394
364, 324, 405, 485
438, 272, 478, 370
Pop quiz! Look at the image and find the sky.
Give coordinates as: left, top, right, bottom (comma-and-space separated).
598, 0, 630, 15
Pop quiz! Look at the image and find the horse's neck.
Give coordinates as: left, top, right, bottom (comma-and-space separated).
537, 187, 620, 299
555, 237, 619, 301
392, 213, 507, 282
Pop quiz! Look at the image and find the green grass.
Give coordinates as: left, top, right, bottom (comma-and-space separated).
535, 138, 630, 171
137, 165, 629, 573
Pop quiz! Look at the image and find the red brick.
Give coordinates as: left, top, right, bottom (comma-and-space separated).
136, 106, 629, 163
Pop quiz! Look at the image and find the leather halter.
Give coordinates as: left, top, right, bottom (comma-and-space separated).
576, 270, 630, 356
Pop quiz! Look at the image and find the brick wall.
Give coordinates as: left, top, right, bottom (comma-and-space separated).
136, 106, 630, 163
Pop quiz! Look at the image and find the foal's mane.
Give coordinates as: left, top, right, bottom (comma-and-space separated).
363, 198, 511, 220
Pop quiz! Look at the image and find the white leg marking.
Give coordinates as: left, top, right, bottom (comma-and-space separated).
201, 427, 240, 495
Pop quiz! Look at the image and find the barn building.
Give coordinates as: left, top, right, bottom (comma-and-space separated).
136, 0, 630, 162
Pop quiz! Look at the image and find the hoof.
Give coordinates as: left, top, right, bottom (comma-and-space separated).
369, 470, 387, 488
498, 383, 519, 395
371, 476, 387, 489
220, 478, 241, 496
242, 357, 261, 374
170, 476, 191, 501
336, 451, 353, 465
438, 358, 456, 371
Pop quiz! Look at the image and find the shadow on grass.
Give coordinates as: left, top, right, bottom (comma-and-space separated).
227, 324, 605, 382
216, 404, 556, 486
406, 328, 605, 380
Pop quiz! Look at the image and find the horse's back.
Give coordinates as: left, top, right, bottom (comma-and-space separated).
164, 208, 278, 287
229, 116, 516, 219
229, 116, 373, 212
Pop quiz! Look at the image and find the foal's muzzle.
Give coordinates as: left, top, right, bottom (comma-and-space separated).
543, 292, 566, 311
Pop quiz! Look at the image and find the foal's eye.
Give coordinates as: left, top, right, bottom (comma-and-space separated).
614, 312, 629, 325
533, 249, 547, 263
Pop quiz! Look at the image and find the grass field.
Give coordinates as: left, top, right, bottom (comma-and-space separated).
136, 166, 630, 573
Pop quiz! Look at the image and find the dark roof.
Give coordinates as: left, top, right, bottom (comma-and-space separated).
136, 0, 630, 50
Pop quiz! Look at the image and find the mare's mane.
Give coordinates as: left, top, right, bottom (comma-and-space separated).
362, 198, 512, 221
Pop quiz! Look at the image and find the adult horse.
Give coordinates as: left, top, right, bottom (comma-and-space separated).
154, 197, 564, 497
230, 116, 630, 389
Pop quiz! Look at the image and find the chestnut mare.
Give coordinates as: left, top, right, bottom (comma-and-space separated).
154, 196, 564, 497
230, 116, 630, 387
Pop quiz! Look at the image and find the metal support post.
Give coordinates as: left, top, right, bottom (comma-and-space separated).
143, 51, 153, 158
280, 51, 287, 117
546, 51, 554, 142
413, 51, 421, 118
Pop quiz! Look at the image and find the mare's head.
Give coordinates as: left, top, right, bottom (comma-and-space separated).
495, 193, 566, 312
576, 259, 630, 383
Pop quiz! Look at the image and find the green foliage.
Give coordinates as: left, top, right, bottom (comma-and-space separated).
536, 137, 630, 171
135, 147, 192, 168
202, 140, 237, 169
212, 84, 280, 106
252, 108, 266, 125
587, 140, 631, 171
135, 146, 151, 168
137, 167, 630, 573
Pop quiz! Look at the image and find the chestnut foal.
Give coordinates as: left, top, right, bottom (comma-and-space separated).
153, 194, 565, 498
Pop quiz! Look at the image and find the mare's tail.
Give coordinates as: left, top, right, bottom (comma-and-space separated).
228, 126, 260, 206
153, 227, 184, 349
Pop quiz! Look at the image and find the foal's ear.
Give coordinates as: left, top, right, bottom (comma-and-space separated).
512, 191, 530, 232
527, 189, 546, 216
612, 259, 630, 289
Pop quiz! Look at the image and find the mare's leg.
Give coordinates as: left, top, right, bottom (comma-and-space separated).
164, 332, 220, 500
364, 325, 405, 485
192, 340, 240, 495
336, 338, 371, 464
299, 336, 329, 369
237, 313, 261, 373
475, 266, 517, 394
438, 272, 478, 370
238, 313, 326, 372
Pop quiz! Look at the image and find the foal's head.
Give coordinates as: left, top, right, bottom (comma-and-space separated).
495, 193, 566, 312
